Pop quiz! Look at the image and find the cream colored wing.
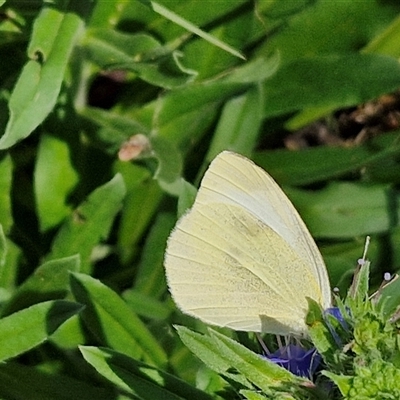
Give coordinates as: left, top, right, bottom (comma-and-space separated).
194, 151, 331, 310
165, 202, 323, 334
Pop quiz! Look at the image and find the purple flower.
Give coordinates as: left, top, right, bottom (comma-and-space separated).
266, 344, 321, 378
325, 307, 348, 329
324, 307, 350, 346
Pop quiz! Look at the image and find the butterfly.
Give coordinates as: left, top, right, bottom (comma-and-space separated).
164, 151, 331, 335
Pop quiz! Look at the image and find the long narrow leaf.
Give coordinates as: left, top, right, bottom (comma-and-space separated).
0, 1, 90, 149
47, 174, 126, 273
70, 272, 167, 367
80, 346, 213, 400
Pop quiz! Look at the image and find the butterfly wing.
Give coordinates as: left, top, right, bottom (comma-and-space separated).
164, 151, 331, 334
195, 151, 331, 309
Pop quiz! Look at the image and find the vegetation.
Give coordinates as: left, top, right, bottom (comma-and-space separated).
1, 0, 400, 398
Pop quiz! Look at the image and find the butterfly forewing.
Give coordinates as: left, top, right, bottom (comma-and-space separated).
195, 151, 331, 309
164, 151, 332, 334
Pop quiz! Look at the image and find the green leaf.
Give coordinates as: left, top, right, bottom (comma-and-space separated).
34, 135, 79, 231
151, 55, 278, 150
0, 362, 115, 400
0, 224, 6, 278
362, 13, 400, 57
176, 326, 302, 393
47, 174, 126, 273
205, 85, 264, 162
0, 237, 21, 301
0, 300, 83, 362
80, 346, 213, 400
0, 1, 88, 149
347, 261, 370, 306
89, 0, 129, 29
1, 255, 80, 317
266, 1, 400, 63
83, 28, 197, 88
253, 131, 400, 186
49, 314, 87, 349
323, 371, 351, 397
133, 212, 176, 298
123, 290, 170, 321
208, 329, 304, 392
176, 326, 253, 388
177, 180, 197, 218
287, 182, 395, 239
375, 274, 400, 319
151, 135, 183, 196
70, 272, 167, 368
144, 0, 245, 60
263, 54, 400, 121
0, 155, 12, 232
306, 299, 338, 366
81, 106, 150, 153
155, 80, 249, 143
240, 390, 270, 400
115, 163, 163, 264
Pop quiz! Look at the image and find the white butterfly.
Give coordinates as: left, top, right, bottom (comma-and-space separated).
164, 151, 332, 335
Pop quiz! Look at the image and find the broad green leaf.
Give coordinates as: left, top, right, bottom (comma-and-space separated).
376, 274, 400, 318
0, 1, 89, 149
1, 255, 80, 317
177, 180, 197, 218
0, 300, 83, 362
151, 135, 183, 196
133, 212, 176, 298
49, 314, 87, 349
205, 85, 264, 163
306, 299, 338, 366
207, 329, 303, 392
0, 225, 5, 278
323, 372, 351, 397
89, 0, 129, 29
0, 225, 12, 304
288, 182, 395, 239
156, 81, 247, 144
0, 362, 115, 400
70, 272, 167, 367
34, 134, 79, 231
241, 390, 270, 400
116, 168, 163, 265
0, 155, 12, 232
253, 131, 400, 186
151, 55, 278, 148
363, 13, 400, 57
83, 28, 197, 88
176, 326, 301, 392
47, 174, 126, 273
265, 0, 400, 63
80, 346, 213, 400
224, 54, 280, 85
176, 325, 252, 389
123, 290, 170, 321
0, 237, 21, 301
263, 54, 400, 121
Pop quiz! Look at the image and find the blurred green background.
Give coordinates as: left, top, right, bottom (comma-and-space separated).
1, 0, 400, 398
